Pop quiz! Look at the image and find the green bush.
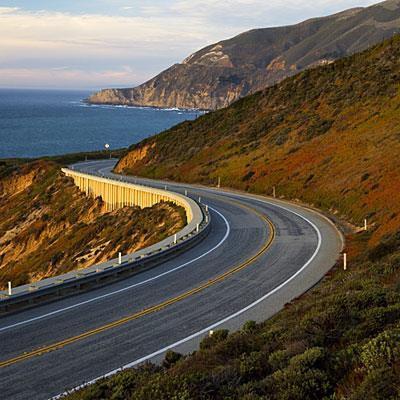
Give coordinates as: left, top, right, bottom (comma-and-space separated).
199, 329, 229, 350
162, 350, 183, 369
360, 328, 400, 371
266, 348, 331, 400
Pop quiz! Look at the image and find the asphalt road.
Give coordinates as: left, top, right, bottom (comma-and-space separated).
0, 159, 343, 400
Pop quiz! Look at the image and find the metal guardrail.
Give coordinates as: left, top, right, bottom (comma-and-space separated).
0, 170, 210, 314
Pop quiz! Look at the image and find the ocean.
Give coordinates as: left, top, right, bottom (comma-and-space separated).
0, 89, 200, 159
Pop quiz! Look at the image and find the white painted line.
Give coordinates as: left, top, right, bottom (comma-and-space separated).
0, 207, 230, 333
51, 190, 323, 400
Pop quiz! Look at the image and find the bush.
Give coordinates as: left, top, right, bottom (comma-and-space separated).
350, 366, 400, 400
243, 320, 258, 333
162, 350, 183, 369
266, 348, 331, 400
200, 329, 229, 350
360, 328, 400, 371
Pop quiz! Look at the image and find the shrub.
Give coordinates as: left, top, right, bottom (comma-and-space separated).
162, 350, 183, 369
360, 328, 400, 371
200, 329, 229, 350
267, 348, 331, 400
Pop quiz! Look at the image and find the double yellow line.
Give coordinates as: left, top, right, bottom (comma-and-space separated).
0, 201, 275, 369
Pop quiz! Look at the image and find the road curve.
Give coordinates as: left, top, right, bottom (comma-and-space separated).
0, 159, 343, 400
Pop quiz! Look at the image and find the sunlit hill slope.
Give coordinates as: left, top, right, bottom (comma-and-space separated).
116, 34, 400, 243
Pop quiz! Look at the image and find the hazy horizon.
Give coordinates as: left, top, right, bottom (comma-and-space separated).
0, 0, 380, 90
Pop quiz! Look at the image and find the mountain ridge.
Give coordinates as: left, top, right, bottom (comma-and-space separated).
89, 0, 400, 110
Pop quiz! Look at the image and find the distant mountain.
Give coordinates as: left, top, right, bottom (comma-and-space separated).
89, 0, 400, 110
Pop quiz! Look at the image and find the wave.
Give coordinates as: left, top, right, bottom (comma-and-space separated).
78, 102, 205, 114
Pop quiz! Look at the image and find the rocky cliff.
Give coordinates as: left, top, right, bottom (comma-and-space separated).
89, 0, 400, 110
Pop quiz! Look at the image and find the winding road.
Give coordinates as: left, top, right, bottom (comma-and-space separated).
0, 159, 343, 400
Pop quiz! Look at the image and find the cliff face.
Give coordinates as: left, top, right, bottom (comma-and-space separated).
89, 0, 400, 110
0, 161, 185, 289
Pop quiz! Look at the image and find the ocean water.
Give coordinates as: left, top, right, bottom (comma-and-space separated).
0, 89, 200, 159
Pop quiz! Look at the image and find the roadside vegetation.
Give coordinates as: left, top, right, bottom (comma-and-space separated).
0, 160, 186, 289
63, 34, 400, 398
66, 232, 400, 399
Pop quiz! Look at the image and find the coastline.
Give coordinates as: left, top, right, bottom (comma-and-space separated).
0, 89, 200, 159
84, 98, 210, 113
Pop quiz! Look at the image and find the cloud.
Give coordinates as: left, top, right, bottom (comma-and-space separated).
0, 67, 141, 89
0, 1, 381, 88
0, 6, 240, 60
142, 0, 378, 26
0, 7, 19, 14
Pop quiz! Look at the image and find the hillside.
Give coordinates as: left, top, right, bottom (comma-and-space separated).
89, 0, 400, 110
115, 34, 400, 245
0, 161, 185, 289
68, 35, 400, 400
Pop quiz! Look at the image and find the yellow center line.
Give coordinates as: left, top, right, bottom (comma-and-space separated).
0, 200, 275, 369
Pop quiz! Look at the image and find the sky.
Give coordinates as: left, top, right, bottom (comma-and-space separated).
0, 0, 380, 90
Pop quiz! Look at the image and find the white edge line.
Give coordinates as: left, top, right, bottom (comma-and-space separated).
0, 207, 230, 333
51, 195, 323, 400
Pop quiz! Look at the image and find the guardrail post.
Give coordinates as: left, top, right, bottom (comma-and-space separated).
198, 196, 201, 203
185, 190, 188, 196
343, 253, 347, 271
273, 186, 276, 198
118, 252, 122, 265
364, 218, 368, 231
217, 177, 221, 188
174, 234, 177, 244
196, 223, 199, 233
205, 205, 208, 212
8, 282, 12, 296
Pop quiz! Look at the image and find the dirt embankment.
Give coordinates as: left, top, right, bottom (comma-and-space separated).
0, 161, 186, 289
